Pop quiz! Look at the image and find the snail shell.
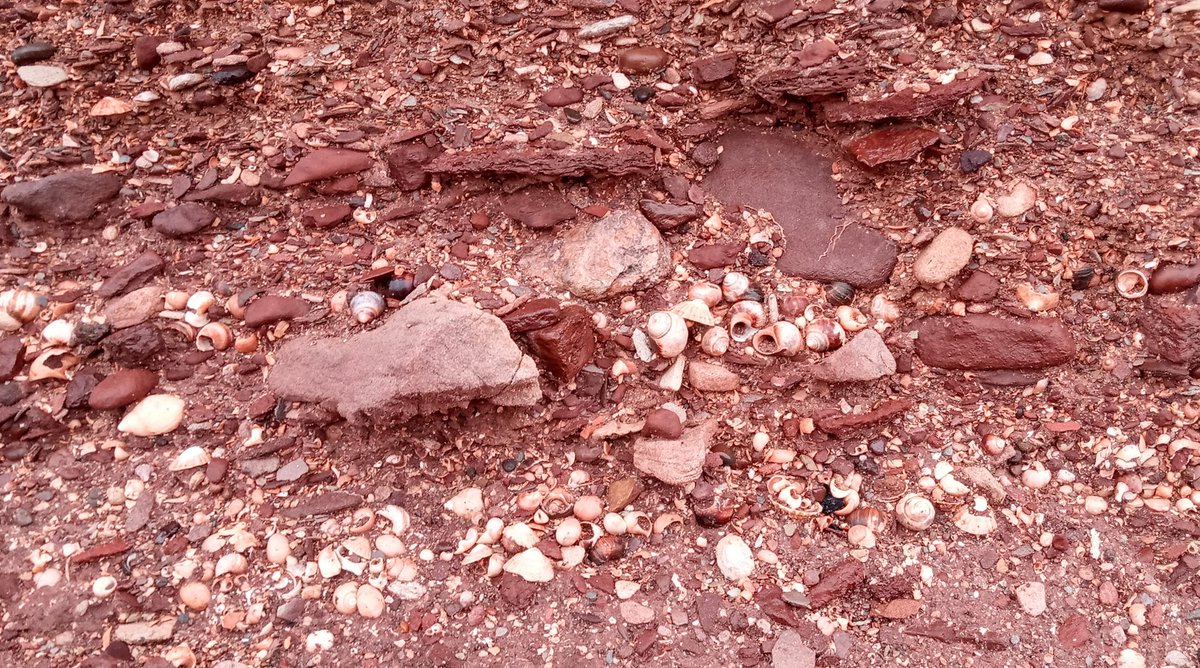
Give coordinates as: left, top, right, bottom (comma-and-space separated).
721, 272, 750, 303
825, 281, 855, 307
953, 506, 997, 536
350, 291, 386, 324
602, 512, 628, 535
895, 493, 936, 531
0, 288, 46, 326
835, 305, 869, 332
846, 506, 889, 534
646, 311, 689, 358
196, 322, 232, 351
186, 290, 216, 316
672, 299, 717, 326
1015, 283, 1060, 312
687, 282, 723, 308
805, 318, 846, 352
728, 301, 766, 343
622, 511, 652, 536
1115, 268, 1149, 299
541, 488, 575, 517
869, 295, 900, 323
969, 195, 994, 224
751, 321, 803, 356
556, 517, 582, 546
41, 319, 75, 346
589, 534, 626, 564
92, 575, 118, 599
700, 326, 730, 357
779, 295, 809, 318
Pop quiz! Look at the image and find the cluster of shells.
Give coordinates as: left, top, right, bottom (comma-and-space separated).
764, 472, 938, 548
444, 483, 681, 582
640, 273, 899, 363
0, 288, 84, 381
160, 290, 259, 354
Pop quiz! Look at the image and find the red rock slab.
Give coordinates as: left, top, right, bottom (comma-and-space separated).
845, 126, 940, 167
914, 315, 1076, 370
823, 74, 989, 123
748, 56, 874, 103
807, 558, 866, 608
282, 149, 374, 187
300, 204, 353, 229
703, 128, 897, 288
1149, 263, 1200, 294
1140, 303, 1200, 364
71, 538, 134, 563
427, 145, 655, 178
814, 399, 911, 435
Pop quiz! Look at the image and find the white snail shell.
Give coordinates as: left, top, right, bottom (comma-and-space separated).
728, 301, 766, 343
687, 282, 723, 308
835, 305, 869, 332
41, 319, 75, 346
350, 291, 386, 324
0, 288, 46, 326
700, 326, 730, 356
1115, 269, 1149, 299
196, 322, 232, 351
869, 295, 900, 323
646, 311, 689, 358
1015, 283, 1060, 312
805, 318, 846, 352
721, 272, 750, 303
751, 321, 803, 356
895, 493, 936, 531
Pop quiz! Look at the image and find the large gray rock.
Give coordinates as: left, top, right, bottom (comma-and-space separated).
519, 209, 670, 300
2, 170, 123, 223
811, 329, 896, 383
268, 297, 541, 423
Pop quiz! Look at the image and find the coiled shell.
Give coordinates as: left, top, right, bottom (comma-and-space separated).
0, 288, 46, 329
804, 318, 846, 352
350, 291, 386, 324
185, 291, 216, 316
541, 488, 575, 517
969, 195, 994, 224
869, 295, 900, 323
728, 301, 766, 343
953, 505, 997, 536
721, 272, 750, 303
847, 506, 889, 534
41, 319, 75, 346
895, 493, 936, 531
687, 282, 723, 308
700, 326, 730, 356
751, 321, 803, 356
825, 281, 855, 307
1115, 268, 1149, 299
622, 511, 652, 536
195, 322, 232, 351
92, 575, 118, 599
835, 306, 869, 332
646, 311, 689, 358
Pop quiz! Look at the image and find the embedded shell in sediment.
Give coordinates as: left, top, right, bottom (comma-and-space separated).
687, 282, 723, 308
701, 326, 730, 356
1115, 268, 1149, 299
721, 272, 750, 303
350, 291, 386, 324
672, 299, 717, 326
728, 301, 766, 343
0, 288, 45, 330
805, 317, 846, 352
894, 493, 936, 531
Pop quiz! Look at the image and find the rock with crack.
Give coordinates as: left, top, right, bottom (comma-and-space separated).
634, 418, 717, 485
268, 297, 541, 423
519, 209, 670, 299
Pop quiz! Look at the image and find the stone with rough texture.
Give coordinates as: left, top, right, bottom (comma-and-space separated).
502, 189, 576, 229
16, 65, 68, 87
428, 145, 654, 178
525, 305, 595, 381
152, 203, 215, 237
705, 129, 896, 288
386, 144, 434, 191
638, 200, 702, 231
11, 43, 56, 66
102, 324, 164, 366
687, 361, 740, 392
808, 558, 866, 608
913, 227, 974, 285
300, 205, 352, 229
519, 209, 670, 300
282, 149, 373, 187
634, 419, 716, 485
715, 534, 755, 580
114, 619, 176, 644
280, 491, 362, 518
243, 296, 310, 328
692, 53, 738, 83
2, 170, 123, 223
89, 369, 158, 410
1140, 303, 1200, 364
846, 126, 940, 167
812, 330, 895, 383
1057, 613, 1091, 648
823, 74, 988, 123
749, 57, 874, 103
501, 298, 561, 333
772, 630, 817, 668
915, 315, 1075, 370
1015, 582, 1046, 616
0, 337, 23, 382
269, 297, 541, 422
183, 183, 260, 206
955, 270, 1000, 302
688, 242, 743, 269
996, 182, 1037, 217
619, 601, 656, 625
104, 286, 164, 330
97, 252, 165, 298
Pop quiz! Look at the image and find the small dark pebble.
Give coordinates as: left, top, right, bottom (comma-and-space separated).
564, 108, 582, 124
820, 494, 846, 515
632, 86, 655, 102
747, 249, 771, 267
211, 65, 254, 86
72, 321, 112, 346
501, 459, 519, 473
1071, 267, 1095, 290
959, 149, 993, 173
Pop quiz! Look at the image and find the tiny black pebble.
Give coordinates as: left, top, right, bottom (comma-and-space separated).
632, 86, 655, 102
820, 494, 846, 515
959, 149, 993, 173
747, 249, 771, 267
211, 65, 255, 86
564, 108, 582, 124
501, 459, 518, 473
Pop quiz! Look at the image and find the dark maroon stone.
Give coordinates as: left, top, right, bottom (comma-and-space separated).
692, 53, 738, 84
541, 87, 584, 107
1057, 613, 1091, 648
526, 306, 595, 381
64, 371, 102, 409
502, 298, 563, 333
688, 242, 744, 270
846, 126, 940, 167
502, 189, 577, 229
133, 36, 166, 69
1149, 263, 1200, 294
97, 252, 165, 298
807, 558, 866, 609
914, 315, 1076, 370
618, 47, 669, 74
283, 149, 373, 187
152, 203, 216, 237
243, 296, 310, 328
386, 144, 435, 192
1098, 0, 1148, 12
704, 128, 896, 288
638, 200, 702, 231
642, 408, 683, 439
0, 337, 26, 382
955, 270, 1000, 302
101, 324, 164, 367
1, 170, 123, 223
959, 149, 993, 173
182, 183, 261, 206
300, 205, 353, 229
88, 369, 158, 410
1140, 303, 1200, 365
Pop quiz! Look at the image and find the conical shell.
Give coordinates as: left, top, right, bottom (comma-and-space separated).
721, 272, 749, 302
169, 445, 210, 471
836, 306, 868, 332
118, 394, 185, 436
672, 299, 717, 326
41, 319, 75, 346
700, 326, 730, 356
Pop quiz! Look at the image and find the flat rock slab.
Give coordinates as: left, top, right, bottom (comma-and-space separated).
915, 315, 1075, 370
811, 329, 896, 383
269, 297, 541, 422
279, 491, 362, 518
704, 128, 896, 288
2, 170, 123, 223
634, 418, 717, 485
772, 630, 817, 668
519, 209, 670, 300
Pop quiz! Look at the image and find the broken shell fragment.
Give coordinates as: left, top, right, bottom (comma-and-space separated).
653, 512, 684, 535
847, 524, 876, 548
1015, 283, 1060, 312
672, 299, 717, 326
41, 319, 75, 346
646, 311, 689, 358
445, 488, 485, 522
895, 493, 936, 531
952, 505, 997, 536
688, 282, 723, 308
700, 326, 730, 356
1115, 268, 1149, 299
835, 305, 869, 332
92, 575, 118, 598
846, 506, 889, 534
728, 301, 766, 342
169, 445, 210, 471
350, 291, 386, 324
721, 272, 750, 302
751, 321, 803, 356
623, 511, 652, 536
503, 548, 554, 582
541, 488, 575, 517
215, 553, 249, 577
118, 394, 185, 436
379, 505, 411, 535
805, 318, 846, 352
186, 291, 215, 316
234, 333, 259, 354
28, 348, 78, 381
196, 322, 232, 351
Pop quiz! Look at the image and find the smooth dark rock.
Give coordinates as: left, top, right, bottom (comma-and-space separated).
1149, 263, 1200, 294
914, 315, 1076, 370
955, 270, 1000, 302
959, 149, 993, 173
133, 36, 165, 69
211, 65, 254, 85
243, 296, 310, 328
1098, 0, 1148, 12
152, 203, 215, 237
688, 242, 743, 270
101, 324, 164, 367
97, 252, 165, 298
89, 369, 158, 410
2, 170, 123, 223
525, 305, 595, 381
618, 47, 669, 74
11, 42, 56, 66
502, 189, 576, 229
638, 200, 702, 231
642, 408, 683, 439
300, 205, 352, 229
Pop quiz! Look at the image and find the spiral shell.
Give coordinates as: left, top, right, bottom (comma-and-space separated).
672, 299, 717, 326
92, 575, 118, 599
350, 291, 386, 324
969, 195, 994, 224
869, 295, 900, 323
825, 281, 855, 307
751, 321, 803, 356
41, 319, 75, 346
846, 506, 889, 534
701, 326, 730, 356
687, 282, 723, 308
646, 311, 689, 358
835, 305, 869, 332
186, 291, 216, 316
805, 318, 846, 352
728, 301, 766, 343
622, 511, 652, 536
721, 272, 750, 303
953, 505, 997, 536
196, 322, 232, 351
895, 493, 936, 531
1115, 269, 1149, 300
541, 488, 575, 517
0, 288, 46, 327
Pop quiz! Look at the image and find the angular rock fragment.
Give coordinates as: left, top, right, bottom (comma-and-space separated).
811, 330, 896, 383
823, 74, 989, 123
687, 242, 743, 269
243, 296, 310, 328
283, 149, 374, 187
182, 183, 261, 206
0, 337, 24, 382
269, 297, 541, 422
692, 53, 738, 84
525, 305, 595, 381
955, 270, 1000, 302
300, 205, 353, 229
913, 227, 974, 285
502, 189, 576, 229
687, 361, 740, 392
748, 57, 874, 104
846, 126, 939, 167
638, 200, 702, 231
386, 143, 435, 192
152, 203, 215, 237
915, 315, 1075, 370
519, 209, 670, 299
97, 252, 165, 298
807, 559, 866, 609
501, 298, 562, 334
634, 419, 717, 485
428, 145, 655, 178
103, 286, 164, 330
814, 399, 910, 434
2, 170, 123, 223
